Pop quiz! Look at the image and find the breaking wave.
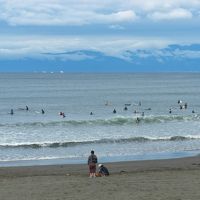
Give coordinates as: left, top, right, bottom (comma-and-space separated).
1, 136, 200, 149
0, 114, 199, 128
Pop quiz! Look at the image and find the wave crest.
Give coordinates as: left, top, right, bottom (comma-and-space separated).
0, 114, 199, 128
0, 136, 199, 149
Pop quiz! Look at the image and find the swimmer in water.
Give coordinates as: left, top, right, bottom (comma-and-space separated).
141, 112, 144, 116
136, 117, 140, 123
59, 112, 65, 118
178, 100, 182, 104
10, 109, 14, 115
113, 109, 117, 113
124, 106, 128, 111
169, 109, 172, 114
90, 112, 93, 115
184, 103, 187, 109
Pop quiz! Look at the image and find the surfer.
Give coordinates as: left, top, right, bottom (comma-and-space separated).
41, 109, 45, 114
141, 112, 144, 116
10, 109, 14, 115
184, 103, 187, 109
59, 112, 65, 118
113, 109, 117, 114
90, 112, 93, 115
192, 110, 195, 113
124, 106, 128, 111
136, 117, 140, 123
169, 109, 172, 114
178, 100, 182, 104
26, 106, 29, 111
105, 101, 110, 106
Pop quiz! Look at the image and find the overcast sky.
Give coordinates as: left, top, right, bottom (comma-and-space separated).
0, 0, 200, 72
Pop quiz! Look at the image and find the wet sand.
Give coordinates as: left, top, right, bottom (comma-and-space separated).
0, 156, 200, 200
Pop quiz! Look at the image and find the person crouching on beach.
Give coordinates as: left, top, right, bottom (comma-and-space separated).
97, 164, 109, 177
88, 150, 98, 178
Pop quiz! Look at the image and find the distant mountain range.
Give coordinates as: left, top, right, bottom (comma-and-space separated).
1, 44, 200, 72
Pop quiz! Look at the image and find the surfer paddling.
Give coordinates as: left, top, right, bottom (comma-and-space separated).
59, 112, 65, 118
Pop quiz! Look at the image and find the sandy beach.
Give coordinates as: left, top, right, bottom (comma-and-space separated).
0, 156, 200, 200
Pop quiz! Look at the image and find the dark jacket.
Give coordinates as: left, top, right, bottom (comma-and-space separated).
99, 166, 109, 176
88, 154, 97, 165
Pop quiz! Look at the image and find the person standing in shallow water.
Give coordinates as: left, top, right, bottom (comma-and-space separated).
88, 150, 98, 178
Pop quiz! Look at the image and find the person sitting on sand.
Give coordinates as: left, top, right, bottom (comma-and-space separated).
97, 164, 109, 177
88, 150, 98, 178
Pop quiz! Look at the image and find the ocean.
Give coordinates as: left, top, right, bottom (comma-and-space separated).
0, 72, 200, 166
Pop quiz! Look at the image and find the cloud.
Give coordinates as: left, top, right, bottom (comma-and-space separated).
0, 0, 199, 26
2, 35, 200, 62
110, 10, 136, 22
172, 49, 200, 58
0, 35, 171, 60
109, 25, 125, 30
0, 1, 137, 26
149, 8, 193, 21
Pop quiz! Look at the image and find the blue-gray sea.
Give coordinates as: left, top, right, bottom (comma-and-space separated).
0, 73, 200, 166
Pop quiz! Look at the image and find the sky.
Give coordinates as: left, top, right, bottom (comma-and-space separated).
0, 0, 200, 72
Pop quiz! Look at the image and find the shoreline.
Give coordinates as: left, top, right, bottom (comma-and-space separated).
1, 155, 200, 177
1, 155, 200, 200
1, 150, 200, 168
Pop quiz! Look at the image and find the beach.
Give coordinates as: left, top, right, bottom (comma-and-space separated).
1, 73, 200, 200
1, 155, 200, 200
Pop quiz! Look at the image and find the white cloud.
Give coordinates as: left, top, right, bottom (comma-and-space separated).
0, 1, 136, 25
109, 25, 125, 30
0, 35, 200, 62
173, 49, 200, 58
109, 10, 136, 22
0, 35, 176, 60
132, 48, 200, 60
149, 8, 193, 21
0, 0, 199, 26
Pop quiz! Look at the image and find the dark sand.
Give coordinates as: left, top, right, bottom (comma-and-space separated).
0, 156, 200, 200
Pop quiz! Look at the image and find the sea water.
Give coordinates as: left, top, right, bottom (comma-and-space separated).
0, 72, 200, 166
